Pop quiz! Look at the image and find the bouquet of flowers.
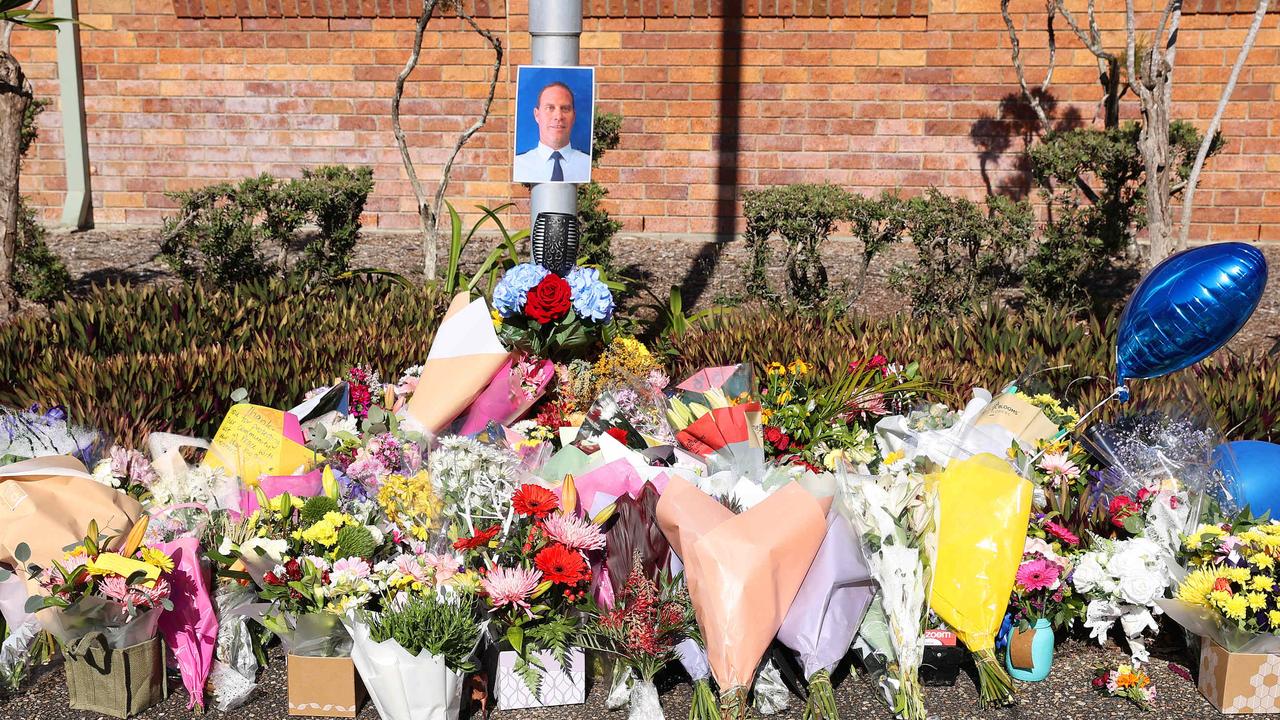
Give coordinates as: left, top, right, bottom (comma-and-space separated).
90, 446, 159, 500
430, 435, 521, 537
1070, 535, 1171, 662
456, 482, 605, 696
1161, 519, 1280, 653
759, 357, 926, 472
492, 263, 616, 360
837, 467, 932, 720
1010, 518, 1085, 631
343, 575, 483, 720
1010, 434, 1107, 541
581, 554, 695, 720
1092, 663, 1155, 711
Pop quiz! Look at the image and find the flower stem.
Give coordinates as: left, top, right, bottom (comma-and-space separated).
719, 685, 750, 720
973, 649, 1017, 707
690, 678, 719, 720
803, 669, 839, 720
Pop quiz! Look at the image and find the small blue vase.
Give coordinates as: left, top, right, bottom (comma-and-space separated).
1005, 618, 1055, 682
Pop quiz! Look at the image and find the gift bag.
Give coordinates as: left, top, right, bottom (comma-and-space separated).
64, 632, 168, 719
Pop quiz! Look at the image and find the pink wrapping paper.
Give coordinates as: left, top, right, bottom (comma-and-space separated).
156, 536, 218, 710
455, 356, 555, 435
236, 469, 324, 517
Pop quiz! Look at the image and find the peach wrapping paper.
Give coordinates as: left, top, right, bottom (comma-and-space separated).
403, 293, 512, 435
656, 476, 831, 690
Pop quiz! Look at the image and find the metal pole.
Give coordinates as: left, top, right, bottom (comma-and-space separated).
527, 0, 581, 231
54, 0, 92, 229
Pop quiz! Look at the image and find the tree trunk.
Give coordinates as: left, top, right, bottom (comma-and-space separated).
0, 51, 31, 316
1138, 65, 1175, 263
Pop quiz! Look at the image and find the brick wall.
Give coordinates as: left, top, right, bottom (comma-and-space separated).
11, 0, 1280, 240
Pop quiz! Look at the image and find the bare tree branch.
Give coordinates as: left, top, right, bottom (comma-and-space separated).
1053, 0, 1114, 61
392, 0, 443, 279
1, 0, 42, 53
1002, 0, 1050, 128
1125, 0, 1150, 103
1177, 0, 1271, 248
1042, 0, 1057, 93
428, 2, 503, 257
1151, 0, 1182, 83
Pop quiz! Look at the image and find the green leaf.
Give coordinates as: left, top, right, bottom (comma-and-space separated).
506, 624, 524, 654
14, 542, 30, 564
0, 567, 10, 582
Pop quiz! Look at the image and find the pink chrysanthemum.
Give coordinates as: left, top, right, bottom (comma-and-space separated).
844, 392, 889, 419
1016, 558, 1060, 592
541, 514, 606, 552
1044, 519, 1080, 546
481, 566, 542, 611
100, 575, 172, 609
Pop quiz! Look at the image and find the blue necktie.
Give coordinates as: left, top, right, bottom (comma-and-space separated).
550, 151, 564, 182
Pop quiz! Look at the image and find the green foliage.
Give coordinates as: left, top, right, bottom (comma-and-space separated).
13, 197, 70, 305
888, 190, 1033, 317
667, 304, 1280, 441
335, 524, 376, 559
369, 593, 481, 673
438, 202, 527, 299
577, 112, 624, 270
19, 97, 47, 160
0, 277, 447, 447
301, 496, 341, 526
847, 191, 906, 299
742, 183, 857, 306
1024, 120, 1223, 309
294, 165, 374, 278
160, 166, 375, 288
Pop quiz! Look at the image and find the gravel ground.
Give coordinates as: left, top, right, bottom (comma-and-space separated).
0, 637, 1215, 720
28, 226, 1280, 357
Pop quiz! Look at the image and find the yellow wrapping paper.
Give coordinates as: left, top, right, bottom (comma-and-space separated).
927, 453, 1032, 653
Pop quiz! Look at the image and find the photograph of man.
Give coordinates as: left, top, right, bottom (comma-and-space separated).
513, 66, 594, 184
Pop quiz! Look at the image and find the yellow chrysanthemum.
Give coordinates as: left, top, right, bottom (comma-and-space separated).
1250, 575, 1275, 592
788, 359, 811, 376
1185, 524, 1227, 549
1269, 610, 1280, 630
1247, 592, 1269, 611
378, 471, 443, 539
1223, 567, 1252, 583
301, 519, 339, 547
1177, 568, 1221, 607
760, 408, 773, 424
140, 547, 174, 574
1251, 553, 1276, 571
766, 362, 787, 377
1217, 594, 1249, 621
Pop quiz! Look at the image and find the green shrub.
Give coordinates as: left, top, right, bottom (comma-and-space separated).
0, 277, 447, 447
14, 198, 70, 305
888, 190, 1033, 317
742, 183, 856, 305
160, 166, 375, 288
667, 304, 1280, 441
295, 165, 375, 277
1024, 120, 1222, 310
577, 111, 624, 270
847, 191, 905, 300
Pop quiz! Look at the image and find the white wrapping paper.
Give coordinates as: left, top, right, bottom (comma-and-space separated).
345, 618, 465, 720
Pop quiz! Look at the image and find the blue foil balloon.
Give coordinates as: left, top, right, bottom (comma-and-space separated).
1116, 242, 1267, 400
1213, 440, 1280, 518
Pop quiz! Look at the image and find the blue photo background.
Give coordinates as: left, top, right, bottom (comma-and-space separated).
515, 66, 594, 155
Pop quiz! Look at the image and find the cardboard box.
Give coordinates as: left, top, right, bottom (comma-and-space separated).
491, 646, 586, 710
286, 654, 365, 718
1199, 639, 1280, 714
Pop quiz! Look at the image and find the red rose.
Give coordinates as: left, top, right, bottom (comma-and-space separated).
606, 427, 630, 444
525, 274, 572, 324
1137, 487, 1152, 503
763, 426, 791, 451
1109, 495, 1139, 528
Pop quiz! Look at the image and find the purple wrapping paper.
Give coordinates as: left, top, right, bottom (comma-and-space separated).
777, 512, 876, 678
156, 536, 218, 710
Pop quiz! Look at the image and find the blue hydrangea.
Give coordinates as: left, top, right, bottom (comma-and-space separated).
493, 263, 550, 318
567, 267, 615, 322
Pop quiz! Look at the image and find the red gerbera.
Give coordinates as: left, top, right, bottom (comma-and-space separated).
452, 524, 501, 551
535, 543, 590, 585
513, 484, 559, 519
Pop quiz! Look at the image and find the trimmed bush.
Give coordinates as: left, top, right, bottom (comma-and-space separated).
160, 165, 375, 288
667, 304, 1280, 441
0, 277, 447, 447
14, 198, 70, 305
742, 183, 857, 305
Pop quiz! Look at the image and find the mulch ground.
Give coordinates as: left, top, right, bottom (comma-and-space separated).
0, 637, 1219, 719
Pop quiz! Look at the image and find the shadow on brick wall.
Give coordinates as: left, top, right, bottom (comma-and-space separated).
969, 89, 1084, 201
